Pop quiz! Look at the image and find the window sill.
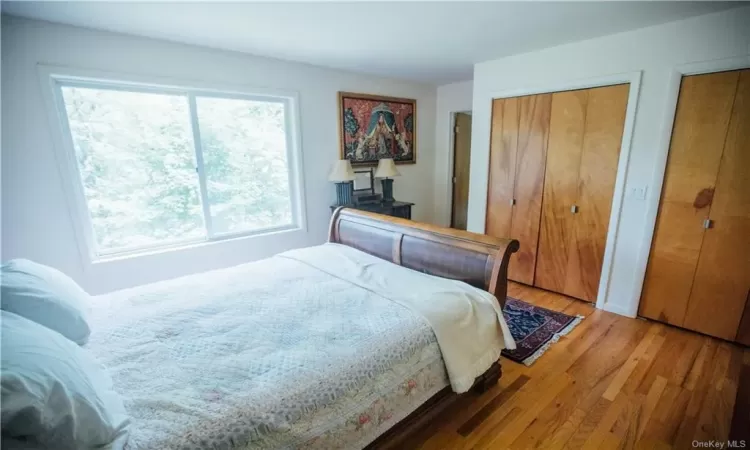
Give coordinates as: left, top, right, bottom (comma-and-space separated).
90, 225, 302, 265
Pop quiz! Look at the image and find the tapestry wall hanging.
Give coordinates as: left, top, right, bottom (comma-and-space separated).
338, 92, 416, 166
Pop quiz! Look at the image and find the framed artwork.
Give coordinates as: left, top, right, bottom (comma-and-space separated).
338, 92, 416, 166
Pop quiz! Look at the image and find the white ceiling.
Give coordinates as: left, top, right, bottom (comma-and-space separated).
3, 1, 740, 85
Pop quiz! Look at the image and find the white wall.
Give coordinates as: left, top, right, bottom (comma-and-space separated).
468, 6, 750, 317
1, 16, 436, 294
433, 80, 473, 227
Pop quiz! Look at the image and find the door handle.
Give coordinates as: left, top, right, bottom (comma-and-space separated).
703, 219, 713, 229
571, 205, 578, 214
510, 198, 516, 206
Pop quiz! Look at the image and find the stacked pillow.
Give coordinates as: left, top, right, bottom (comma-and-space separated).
1, 259, 91, 345
1, 260, 130, 449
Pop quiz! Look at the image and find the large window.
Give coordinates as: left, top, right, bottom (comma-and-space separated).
51, 77, 300, 259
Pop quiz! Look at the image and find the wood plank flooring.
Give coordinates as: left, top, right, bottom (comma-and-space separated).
408, 282, 747, 449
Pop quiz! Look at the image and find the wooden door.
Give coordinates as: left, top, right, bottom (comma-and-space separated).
567, 84, 629, 301
639, 71, 740, 325
535, 90, 588, 293
682, 69, 750, 340
484, 95, 549, 285
486, 98, 519, 238
507, 94, 551, 284
535, 84, 628, 301
451, 112, 472, 230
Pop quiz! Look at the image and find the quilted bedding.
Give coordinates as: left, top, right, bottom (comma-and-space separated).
85, 244, 508, 449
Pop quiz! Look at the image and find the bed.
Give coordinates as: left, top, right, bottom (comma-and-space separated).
85, 208, 519, 449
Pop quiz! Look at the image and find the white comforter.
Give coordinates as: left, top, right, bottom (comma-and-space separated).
86, 243, 515, 449
284, 243, 516, 393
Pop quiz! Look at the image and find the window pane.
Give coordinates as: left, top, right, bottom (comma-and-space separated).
60, 86, 204, 253
195, 97, 293, 234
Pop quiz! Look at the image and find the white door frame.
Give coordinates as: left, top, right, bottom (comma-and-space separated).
629, 55, 750, 317
475, 71, 642, 312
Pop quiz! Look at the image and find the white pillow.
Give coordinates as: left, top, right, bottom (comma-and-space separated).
1, 311, 130, 449
1, 259, 91, 345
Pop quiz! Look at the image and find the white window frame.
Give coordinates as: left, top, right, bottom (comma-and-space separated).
38, 65, 307, 263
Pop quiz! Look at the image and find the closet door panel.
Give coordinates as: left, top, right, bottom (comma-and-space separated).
486, 98, 519, 238
683, 69, 750, 340
507, 94, 552, 284
565, 84, 629, 302
639, 71, 740, 324
535, 90, 588, 293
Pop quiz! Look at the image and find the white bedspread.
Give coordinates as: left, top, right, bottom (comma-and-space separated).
85, 243, 515, 449
283, 243, 516, 393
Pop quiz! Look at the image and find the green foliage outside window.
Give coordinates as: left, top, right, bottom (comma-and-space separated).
61, 86, 293, 254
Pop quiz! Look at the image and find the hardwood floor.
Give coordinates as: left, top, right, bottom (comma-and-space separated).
409, 282, 747, 449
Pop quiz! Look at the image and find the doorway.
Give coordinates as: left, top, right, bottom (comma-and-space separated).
451, 111, 472, 230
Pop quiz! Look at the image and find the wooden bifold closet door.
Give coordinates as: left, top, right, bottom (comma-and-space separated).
485, 94, 551, 285
535, 85, 629, 302
639, 69, 750, 342
485, 84, 628, 300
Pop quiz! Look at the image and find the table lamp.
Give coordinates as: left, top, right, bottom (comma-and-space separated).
328, 159, 355, 206
375, 158, 400, 203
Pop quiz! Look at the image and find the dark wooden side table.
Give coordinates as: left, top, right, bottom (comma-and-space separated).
330, 201, 414, 220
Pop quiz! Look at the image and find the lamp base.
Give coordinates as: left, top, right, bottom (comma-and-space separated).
335, 181, 353, 206
381, 178, 394, 203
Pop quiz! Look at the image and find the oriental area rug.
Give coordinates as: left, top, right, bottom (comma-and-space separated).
501, 298, 584, 366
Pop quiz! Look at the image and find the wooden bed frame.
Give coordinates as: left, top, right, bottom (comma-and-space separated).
327, 207, 520, 449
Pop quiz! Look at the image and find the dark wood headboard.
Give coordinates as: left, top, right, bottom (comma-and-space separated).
328, 208, 519, 307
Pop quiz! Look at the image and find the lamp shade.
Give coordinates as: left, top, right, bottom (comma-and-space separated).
328, 160, 355, 182
374, 158, 400, 178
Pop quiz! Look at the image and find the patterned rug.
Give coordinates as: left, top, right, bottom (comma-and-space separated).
501, 297, 584, 366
